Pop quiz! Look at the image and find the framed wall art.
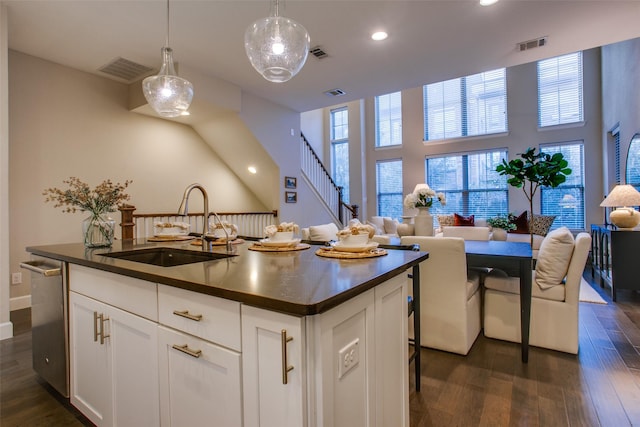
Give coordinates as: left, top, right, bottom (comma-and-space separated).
285, 176, 297, 189
285, 191, 297, 203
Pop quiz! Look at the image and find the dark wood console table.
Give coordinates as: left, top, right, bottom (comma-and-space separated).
590, 224, 640, 301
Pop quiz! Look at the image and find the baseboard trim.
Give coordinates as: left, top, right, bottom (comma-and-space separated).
0, 321, 13, 340
10, 295, 31, 311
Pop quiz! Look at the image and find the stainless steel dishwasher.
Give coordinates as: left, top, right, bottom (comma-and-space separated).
20, 256, 69, 397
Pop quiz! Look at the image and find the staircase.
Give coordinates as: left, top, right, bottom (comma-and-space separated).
300, 133, 358, 226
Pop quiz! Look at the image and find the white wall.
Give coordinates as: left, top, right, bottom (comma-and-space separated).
7, 51, 266, 305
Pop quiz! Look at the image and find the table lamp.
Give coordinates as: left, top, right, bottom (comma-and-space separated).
599, 184, 640, 229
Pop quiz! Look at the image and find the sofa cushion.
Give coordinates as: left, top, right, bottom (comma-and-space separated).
367, 216, 386, 235
531, 214, 556, 236
437, 214, 455, 227
509, 211, 529, 234
535, 227, 575, 290
308, 223, 340, 241
454, 213, 475, 226
383, 217, 399, 234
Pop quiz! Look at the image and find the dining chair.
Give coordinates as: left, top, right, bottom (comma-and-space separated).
483, 229, 591, 354
400, 236, 482, 355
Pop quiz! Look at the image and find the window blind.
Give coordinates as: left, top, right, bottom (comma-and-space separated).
375, 92, 402, 147
537, 52, 583, 127
376, 159, 403, 218
626, 135, 640, 192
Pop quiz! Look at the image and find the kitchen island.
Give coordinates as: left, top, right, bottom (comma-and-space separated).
27, 239, 428, 427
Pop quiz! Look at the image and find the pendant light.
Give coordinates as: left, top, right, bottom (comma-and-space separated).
142, 0, 193, 117
244, 0, 310, 83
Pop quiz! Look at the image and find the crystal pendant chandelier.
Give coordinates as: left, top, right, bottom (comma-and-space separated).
244, 0, 310, 83
142, 0, 193, 117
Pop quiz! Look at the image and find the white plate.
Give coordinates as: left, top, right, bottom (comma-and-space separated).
205, 233, 238, 241
331, 241, 379, 253
258, 238, 301, 248
154, 231, 188, 238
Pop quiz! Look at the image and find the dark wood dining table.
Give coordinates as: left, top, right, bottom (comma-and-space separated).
464, 240, 533, 363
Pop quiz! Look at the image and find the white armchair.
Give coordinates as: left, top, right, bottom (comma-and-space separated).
400, 236, 482, 355
483, 229, 591, 354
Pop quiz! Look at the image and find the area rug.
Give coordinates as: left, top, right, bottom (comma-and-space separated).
579, 277, 607, 304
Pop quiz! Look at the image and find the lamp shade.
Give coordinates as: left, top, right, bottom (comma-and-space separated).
599, 184, 640, 207
142, 47, 194, 118
244, 1, 310, 83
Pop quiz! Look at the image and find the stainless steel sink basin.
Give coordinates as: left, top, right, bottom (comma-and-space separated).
101, 247, 235, 267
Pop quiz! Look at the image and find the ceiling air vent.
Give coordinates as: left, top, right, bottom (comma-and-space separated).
98, 57, 154, 82
324, 88, 346, 97
517, 36, 548, 52
310, 46, 328, 59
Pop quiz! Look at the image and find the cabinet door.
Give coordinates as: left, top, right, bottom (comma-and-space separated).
242, 306, 305, 427
69, 292, 112, 427
158, 326, 242, 426
109, 304, 159, 427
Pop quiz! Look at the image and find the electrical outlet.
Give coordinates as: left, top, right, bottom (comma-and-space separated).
337, 339, 359, 379
11, 272, 22, 285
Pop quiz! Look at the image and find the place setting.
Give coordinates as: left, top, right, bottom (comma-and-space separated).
190, 221, 246, 246
147, 221, 195, 242
249, 222, 310, 252
315, 224, 387, 259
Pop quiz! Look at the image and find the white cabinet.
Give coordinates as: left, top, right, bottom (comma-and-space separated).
157, 326, 242, 426
242, 305, 306, 427
69, 291, 159, 427
68, 264, 159, 427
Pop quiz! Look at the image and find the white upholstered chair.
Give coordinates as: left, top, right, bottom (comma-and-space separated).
400, 236, 482, 355
483, 229, 591, 354
441, 226, 491, 241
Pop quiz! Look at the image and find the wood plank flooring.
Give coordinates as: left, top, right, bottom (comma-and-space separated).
1, 267, 640, 426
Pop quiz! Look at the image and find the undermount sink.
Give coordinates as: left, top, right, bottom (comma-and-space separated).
101, 247, 235, 267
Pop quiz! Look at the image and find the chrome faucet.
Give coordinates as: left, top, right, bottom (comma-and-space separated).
177, 183, 232, 253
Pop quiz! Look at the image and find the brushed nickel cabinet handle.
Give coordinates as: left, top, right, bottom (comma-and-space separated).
99, 314, 110, 345
281, 329, 294, 385
93, 312, 99, 342
172, 344, 202, 358
172, 309, 203, 322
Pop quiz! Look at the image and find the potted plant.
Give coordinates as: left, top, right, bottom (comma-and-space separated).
487, 215, 516, 241
496, 147, 571, 245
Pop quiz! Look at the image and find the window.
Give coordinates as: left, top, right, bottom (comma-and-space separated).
375, 92, 402, 147
426, 149, 508, 221
626, 134, 640, 192
330, 107, 350, 203
537, 52, 583, 127
540, 142, 585, 230
376, 159, 403, 218
423, 68, 507, 141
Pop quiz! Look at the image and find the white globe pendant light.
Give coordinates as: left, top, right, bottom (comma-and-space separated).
244, 0, 310, 83
143, 0, 193, 117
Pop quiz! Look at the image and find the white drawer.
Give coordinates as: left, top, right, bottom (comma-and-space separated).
158, 284, 241, 351
69, 264, 158, 321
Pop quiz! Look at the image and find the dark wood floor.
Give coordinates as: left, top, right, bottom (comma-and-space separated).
2, 268, 639, 426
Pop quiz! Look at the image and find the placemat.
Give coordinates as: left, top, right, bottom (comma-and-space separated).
190, 238, 246, 247
249, 243, 311, 252
315, 247, 387, 259
147, 235, 195, 242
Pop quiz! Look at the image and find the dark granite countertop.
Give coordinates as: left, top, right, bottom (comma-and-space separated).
27, 239, 429, 316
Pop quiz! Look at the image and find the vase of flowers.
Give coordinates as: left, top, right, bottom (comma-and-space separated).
404, 183, 446, 236
43, 177, 132, 248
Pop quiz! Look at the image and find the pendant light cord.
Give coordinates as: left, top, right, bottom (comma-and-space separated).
165, 0, 170, 48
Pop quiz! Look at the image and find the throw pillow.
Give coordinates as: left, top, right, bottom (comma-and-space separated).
437, 214, 455, 227
368, 216, 386, 235
531, 214, 556, 236
383, 217, 399, 234
535, 227, 575, 289
366, 221, 384, 235
508, 211, 529, 234
454, 213, 475, 226
308, 223, 340, 241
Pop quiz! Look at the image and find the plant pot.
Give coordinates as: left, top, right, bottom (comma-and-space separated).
83, 214, 115, 248
492, 228, 507, 241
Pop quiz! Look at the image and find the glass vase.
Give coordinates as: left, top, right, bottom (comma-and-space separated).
82, 214, 115, 248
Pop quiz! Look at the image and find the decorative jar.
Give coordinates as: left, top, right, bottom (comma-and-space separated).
82, 214, 115, 248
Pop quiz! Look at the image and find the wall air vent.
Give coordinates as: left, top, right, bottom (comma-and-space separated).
98, 57, 154, 82
310, 46, 328, 59
517, 36, 548, 52
324, 88, 346, 97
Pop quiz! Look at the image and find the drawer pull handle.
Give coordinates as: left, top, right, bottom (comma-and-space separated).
93, 312, 99, 342
173, 310, 203, 322
281, 329, 294, 385
99, 314, 110, 345
172, 344, 202, 358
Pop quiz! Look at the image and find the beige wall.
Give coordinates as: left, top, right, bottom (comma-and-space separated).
313, 47, 605, 227
7, 51, 267, 304
1, 5, 11, 338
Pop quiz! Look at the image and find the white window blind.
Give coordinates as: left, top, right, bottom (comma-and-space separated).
376, 159, 403, 218
423, 68, 507, 141
375, 92, 402, 147
626, 134, 640, 192
330, 107, 350, 203
537, 52, 583, 127
540, 142, 585, 230
425, 149, 508, 222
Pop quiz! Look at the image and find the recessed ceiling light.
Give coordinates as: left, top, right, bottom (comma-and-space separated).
479, 0, 499, 6
248, 166, 257, 174
371, 31, 388, 41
